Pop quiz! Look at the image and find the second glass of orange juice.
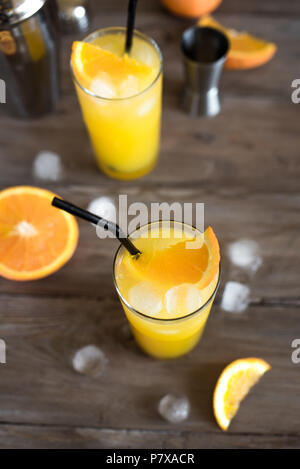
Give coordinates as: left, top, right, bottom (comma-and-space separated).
114, 221, 220, 359
71, 27, 163, 180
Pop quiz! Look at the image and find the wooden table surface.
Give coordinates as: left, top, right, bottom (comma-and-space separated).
0, 0, 300, 449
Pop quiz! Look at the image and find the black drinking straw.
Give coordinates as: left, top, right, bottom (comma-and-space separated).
125, 0, 138, 54
52, 197, 141, 258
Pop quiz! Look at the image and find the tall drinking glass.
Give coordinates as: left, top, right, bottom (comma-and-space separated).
71, 27, 163, 180
113, 221, 220, 359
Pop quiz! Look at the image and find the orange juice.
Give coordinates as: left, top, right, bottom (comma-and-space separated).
114, 222, 220, 359
71, 27, 162, 180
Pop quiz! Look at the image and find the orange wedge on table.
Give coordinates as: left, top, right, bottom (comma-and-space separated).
199, 15, 277, 69
0, 186, 78, 281
122, 226, 220, 291
213, 358, 271, 431
71, 41, 154, 92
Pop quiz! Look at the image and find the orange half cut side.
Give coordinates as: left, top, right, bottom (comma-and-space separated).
0, 186, 79, 281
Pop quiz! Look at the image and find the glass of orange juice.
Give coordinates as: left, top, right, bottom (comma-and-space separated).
71, 27, 163, 180
113, 221, 220, 359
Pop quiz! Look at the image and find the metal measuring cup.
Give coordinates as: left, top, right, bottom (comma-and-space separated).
181, 26, 229, 117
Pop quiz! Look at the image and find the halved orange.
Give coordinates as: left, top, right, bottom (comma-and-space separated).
0, 186, 78, 281
213, 358, 271, 431
122, 226, 220, 291
71, 41, 153, 92
199, 15, 277, 69
162, 0, 222, 18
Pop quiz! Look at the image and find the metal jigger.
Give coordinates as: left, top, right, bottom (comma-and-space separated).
181, 26, 229, 117
57, 0, 90, 34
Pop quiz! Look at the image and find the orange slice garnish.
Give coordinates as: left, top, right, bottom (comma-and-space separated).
0, 186, 78, 281
122, 226, 220, 291
199, 15, 277, 69
213, 358, 271, 431
71, 41, 154, 93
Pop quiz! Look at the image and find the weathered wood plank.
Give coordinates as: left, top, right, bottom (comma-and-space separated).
0, 186, 299, 299
0, 424, 300, 449
2, 94, 299, 193
0, 298, 299, 436
90, 0, 300, 19
0, 10, 299, 191
218, 0, 300, 17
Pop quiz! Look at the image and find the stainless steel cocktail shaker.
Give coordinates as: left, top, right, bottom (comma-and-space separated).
0, 0, 60, 118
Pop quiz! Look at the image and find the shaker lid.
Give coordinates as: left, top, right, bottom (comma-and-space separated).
0, 0, 46, 27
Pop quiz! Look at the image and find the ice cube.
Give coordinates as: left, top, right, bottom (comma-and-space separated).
72, 345, 108, 377
90, 72, 116, 98
88, 196, 117, 238
119, 74, 139, 98
33, 151, 62, 181
158, 393, 190, 424
87, 196, 116, 222
228, 239, 262, 272
137, 97, 155, 116
132, 42, 154, 67
129, 281, 162, 316
221, 281, 250, 313
165, 284, 202, 317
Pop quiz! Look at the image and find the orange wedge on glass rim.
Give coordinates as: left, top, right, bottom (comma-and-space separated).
198, 15, 277, 69
71, 41, 154, 92
122, 225, 220, 291
0, 186, 78, 281
213, 358, 271, 431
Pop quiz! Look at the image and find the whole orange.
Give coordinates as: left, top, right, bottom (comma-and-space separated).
161, 0, 222, 18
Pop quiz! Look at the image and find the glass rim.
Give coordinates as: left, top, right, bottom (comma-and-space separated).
70, 26, 163, 102
112, 220, 220, 323
180, 26, 229, 68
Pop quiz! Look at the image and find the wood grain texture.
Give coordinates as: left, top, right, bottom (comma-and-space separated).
1, 424, 300, 449
0, 6, 299, 193
0, 0, 299, 449
0, 187, 299, 299
0, 299, 299, 435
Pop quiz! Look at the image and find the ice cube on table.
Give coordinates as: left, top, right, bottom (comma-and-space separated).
221, 281, 250, 313
88, 196, 117, 237
33, 151, 62, 181
87, 196, 116, 222
72, 345, 108, 377
228, 239, 262, 272
165, 284, 202, 317
158, 393, 190, 424
129, 281, 163, 316
119, 74, 139, 98
90, 72, 116, 98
